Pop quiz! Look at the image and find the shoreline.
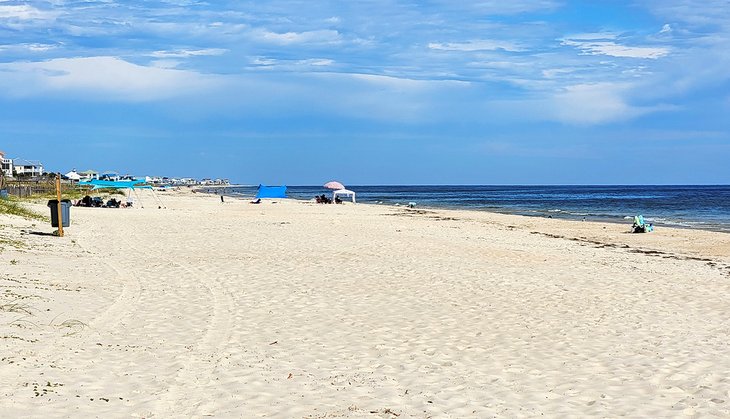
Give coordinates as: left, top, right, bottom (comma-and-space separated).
213, 187, 730, 234
213, 191, 730, 260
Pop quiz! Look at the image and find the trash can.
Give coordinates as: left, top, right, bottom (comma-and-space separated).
47, 199, 72, 228
0, 189, 8, 199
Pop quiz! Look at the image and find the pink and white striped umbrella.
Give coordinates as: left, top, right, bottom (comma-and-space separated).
323, 181, 345, 190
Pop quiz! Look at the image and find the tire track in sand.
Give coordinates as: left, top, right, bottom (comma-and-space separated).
39, 199, 237, 416
69, 221, 144, 333
95, 212, 238, 416
150, 255, 236, 416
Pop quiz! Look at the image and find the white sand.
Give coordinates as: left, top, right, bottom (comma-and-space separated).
1, 190, 729, 417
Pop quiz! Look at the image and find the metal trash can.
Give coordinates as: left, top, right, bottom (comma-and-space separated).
47, 199, 72, 228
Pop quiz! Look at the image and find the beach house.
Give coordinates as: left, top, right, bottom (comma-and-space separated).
11, 159, 44, 178
99, 171, 121, 181
0, 151, 13, 178
78, 170, 99, 181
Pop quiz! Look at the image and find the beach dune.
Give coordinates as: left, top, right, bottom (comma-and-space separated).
1, 190, 729, 417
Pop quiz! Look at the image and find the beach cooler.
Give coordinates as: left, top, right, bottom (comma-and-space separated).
47, 199, 72, 228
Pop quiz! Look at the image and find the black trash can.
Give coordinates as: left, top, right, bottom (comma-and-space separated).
47, 199, 72, 228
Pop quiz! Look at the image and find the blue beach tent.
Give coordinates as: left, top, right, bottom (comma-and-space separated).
256, 185, 287, 199
78, 179, 150, 190
78, 178, 166, 209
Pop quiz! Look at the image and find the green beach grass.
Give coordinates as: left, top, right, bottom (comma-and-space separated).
0, 184, 126, 222
0, 197, 47, 222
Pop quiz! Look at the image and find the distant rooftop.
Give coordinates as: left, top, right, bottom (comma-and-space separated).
13, 159, 43, 166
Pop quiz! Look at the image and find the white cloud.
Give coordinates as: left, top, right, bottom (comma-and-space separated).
541, 68, 575, 79
562, 37, 670, 59
565, 32, 618, 41
659, 24, 672, 34
149, 48, 228, 58
298, 58, 333, 67
348, 73, 468, 91
0, 56, 220, 101
255, 29, 341, 45
160, 0, 204, 5
0, 4, 58, 21
433, 1, 562, 15
246, 56, 334, 70
549, 83, 643, 124
27, 43, 57, 52
0, 43, 58, 52
150, 59, 183, 69
429, 40, 523, 52
249, 56, 278, 67
644, 1, 730, 29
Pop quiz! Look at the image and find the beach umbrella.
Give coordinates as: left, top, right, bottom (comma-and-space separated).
324, 181, 345, 190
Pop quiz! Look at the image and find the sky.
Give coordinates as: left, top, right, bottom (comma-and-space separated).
1, 0, 729, 185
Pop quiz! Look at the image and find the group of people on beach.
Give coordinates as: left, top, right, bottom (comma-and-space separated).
315, 194, 342, 204
75, 195, 133, 208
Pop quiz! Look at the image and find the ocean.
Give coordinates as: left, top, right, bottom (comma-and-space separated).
220, 185, 730, 233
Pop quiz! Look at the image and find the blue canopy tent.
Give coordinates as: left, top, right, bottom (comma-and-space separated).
78, 179, 165, 208
78, 179, 149, 190
256, 185, 287, 199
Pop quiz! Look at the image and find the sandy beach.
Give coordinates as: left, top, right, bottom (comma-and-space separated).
1, 189, 729, 418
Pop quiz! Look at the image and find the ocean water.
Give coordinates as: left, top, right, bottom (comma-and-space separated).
221, 185, 730, 233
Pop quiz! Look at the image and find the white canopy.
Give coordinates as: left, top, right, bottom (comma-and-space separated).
332, 189, 356, 203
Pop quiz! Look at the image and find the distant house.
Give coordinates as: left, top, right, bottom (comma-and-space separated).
99, 171, 120, 181
0, 151, 13, 178
78, 170, 99, 181
12, 159, 44, 178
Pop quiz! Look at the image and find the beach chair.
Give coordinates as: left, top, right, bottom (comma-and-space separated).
631, 215, 654, 233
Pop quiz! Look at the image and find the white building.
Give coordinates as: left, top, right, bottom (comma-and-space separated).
12, 159, 45, 177
0, 151, 13, 178
78, 170, 99, 181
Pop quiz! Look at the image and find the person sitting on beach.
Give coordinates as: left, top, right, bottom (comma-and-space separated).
315, 195, 322, 203
335, 196, 342, 204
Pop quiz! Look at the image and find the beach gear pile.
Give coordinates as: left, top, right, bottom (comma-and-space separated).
631, 215, 654, 233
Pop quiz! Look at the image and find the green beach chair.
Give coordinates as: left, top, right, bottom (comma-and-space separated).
631, 215, 654, 233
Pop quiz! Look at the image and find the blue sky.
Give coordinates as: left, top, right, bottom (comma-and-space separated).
1, 0, 729, 185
